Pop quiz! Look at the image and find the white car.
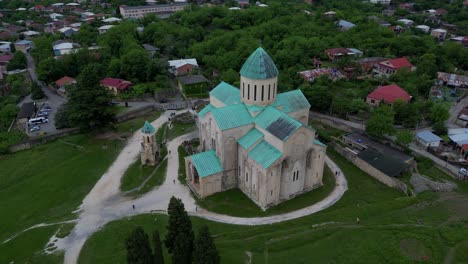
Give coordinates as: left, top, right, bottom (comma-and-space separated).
459, 168, 468, 176
29, 125, 40, 132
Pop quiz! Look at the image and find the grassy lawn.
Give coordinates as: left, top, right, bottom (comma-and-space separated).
115, 111, 161, 133
166, 122, 196, 141
196, 165, 335, 217
131, 158, 168, 197
120, 159, 157, 192
178, 145, 188, 184
79, 149, 468, 263
0, 134, 124, 263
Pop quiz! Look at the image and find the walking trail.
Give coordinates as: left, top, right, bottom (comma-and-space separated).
50, 109, 348, 264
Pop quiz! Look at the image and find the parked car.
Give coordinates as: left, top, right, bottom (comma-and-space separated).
159, 98, 168, 103
38, 112, 49, 117
29, 125, 40, 132
460, 168, 468, 176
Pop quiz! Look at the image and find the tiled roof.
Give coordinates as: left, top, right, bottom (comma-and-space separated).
100, 77, 132, 90
191, 150, 223, 177
55, 76, 75, 86
367, 84, 411, 103
198, 104, 213, 119
380, 57, 413, 70
274, 90, 310, 113
212, 104, 252, 131
248, 140, 282, 168
141, 121, 155, 134
255, 107, 302, 141
238, 128, 263, 149
178, 74, 209, 85
314, 139, 327, 147
416, 130, 442, 143
240, 47, 279, 80
209, 81, 240, 106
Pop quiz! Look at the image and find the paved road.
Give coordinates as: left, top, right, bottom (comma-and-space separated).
24, 52, 66, 137
51, 109, 348, 264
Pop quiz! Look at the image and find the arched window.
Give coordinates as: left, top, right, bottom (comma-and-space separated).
242, 83, 245, 97
254, 85, 257, 100
268, 84, 271, 100
306, 149, 313, 169
248, 84, 250, 100
246, 172, 248, 182
261, 85, 264, 101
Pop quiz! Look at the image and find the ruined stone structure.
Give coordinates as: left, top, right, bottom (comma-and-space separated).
140, 121, 159, 166
184, 48, 327, 210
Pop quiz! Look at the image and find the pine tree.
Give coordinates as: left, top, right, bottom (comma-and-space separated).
164, 197, 194, 263
152, 230, 164, 264
125, 227, 154, 264
193, 225, 220, 264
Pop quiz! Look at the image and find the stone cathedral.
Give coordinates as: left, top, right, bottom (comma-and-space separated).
185, 48, 327, 210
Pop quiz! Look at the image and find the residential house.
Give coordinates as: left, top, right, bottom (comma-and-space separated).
456, 108, 468, 127
382, 9, 395, 16
98, 25, 114, 34
100, 77, 133, 94
437, 72, 468, 88
324, 11, 336, 17
80, 11, 95, 19
337, 20, 356, 31
415, 25, 430, 33
356, 57, 387, 72
374, 57, 414, 76
397, 18, 414, 27
142, 44, 159, 59
168, 58, 199, 76
50, 13, 64, 20
324, 48, 363, 61
58, 27, 78, 37
14, 40, 34, 52
102, 17, 121, 23
0, 41, 11, 53
178, 75, 210, 97
448, 128, 468, 148
53, 41, 81, 56
370, 0, 391, 4
366, 84, 411, 107
55, 76, 76, 96
431, 28, 447, 41
298, 68, 345, 82
22, 30, 41, 38
425, 15, 440, 25
416, 130, 442, 148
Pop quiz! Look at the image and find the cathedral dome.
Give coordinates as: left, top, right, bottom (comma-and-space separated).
240, 47, 279, 80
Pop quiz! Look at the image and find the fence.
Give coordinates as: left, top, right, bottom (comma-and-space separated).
115, 104, 158, 123
8, 128, 80, 153
309, 112, 365, 132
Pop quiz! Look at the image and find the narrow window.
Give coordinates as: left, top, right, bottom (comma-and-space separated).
254, 85, 257, 100
268, 84, 271, 100
246, 172, 248, 182
253, 184, 256, 190
242, 83, 245, 97
248, 84, 250, 100
261, 85, 264, 101
271, 190, 273, 196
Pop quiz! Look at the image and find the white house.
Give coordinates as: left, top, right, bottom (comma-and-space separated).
416, 130, 442, 148
102, 17, 121, 23
98, 25, 114, 34
397, 18, 414, 27
415, 25, 430, 33
53, 42, 80, 56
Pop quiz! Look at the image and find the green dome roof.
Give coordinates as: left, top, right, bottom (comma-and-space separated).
240, 47, 279, 80
141, 121, 155, 134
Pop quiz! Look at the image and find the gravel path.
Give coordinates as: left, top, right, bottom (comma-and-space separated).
52, 109, 348, 264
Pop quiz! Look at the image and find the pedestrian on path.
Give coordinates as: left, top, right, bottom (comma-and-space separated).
132, 204, 135, 210
356, 217, 360, 224
173, 179, 175, 184
196, 206, 197, 212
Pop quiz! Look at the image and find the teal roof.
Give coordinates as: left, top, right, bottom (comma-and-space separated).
314, 139, 327, 147
198, 104, 213, 119
248, 140, 283, 169
255, 107, 302, 141
141, 121, 155, 134
238, 128, 264, 149
191, 150, 223, 178
246, 104, 266, 113
212, 104, 253, 131
209, 82, 240, 106
274, 90, 311, 113
240, 47, 279, 80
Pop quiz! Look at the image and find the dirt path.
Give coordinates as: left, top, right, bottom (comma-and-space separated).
53, 109, 348, 264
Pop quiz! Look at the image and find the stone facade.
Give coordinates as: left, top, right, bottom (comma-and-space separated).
140, 121, 159, 166
184, 48, 327, 210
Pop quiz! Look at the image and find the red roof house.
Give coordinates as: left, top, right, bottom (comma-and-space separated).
0, 54, 14, 64
55, 76, 76, 87
100, 77, 132, 94
375, 57, 414, 75
366, 84, 411, 107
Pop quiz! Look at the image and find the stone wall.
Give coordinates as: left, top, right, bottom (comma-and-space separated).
116, 105, 157, 122
331, 142, 407, 193
8, 128, 80, 153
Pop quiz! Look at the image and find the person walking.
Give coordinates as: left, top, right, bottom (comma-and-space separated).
132, 204, 135, 210
173, 179, 175, 184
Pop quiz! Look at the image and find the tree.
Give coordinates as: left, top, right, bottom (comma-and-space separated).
303, 85, 333, 112
125, 227, 153, 264
396, 130, 414, 147
65, 64, 117, 130
30, 82, 45, 100
433, 121, 447, 135
165, 197, 194, 264
193, 225, 220, 264
6, 51, 27, 71
430, 103, 449, 124
366, 105, 395, 138
153, 230, 164, 264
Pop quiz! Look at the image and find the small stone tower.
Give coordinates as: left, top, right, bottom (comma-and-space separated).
140, 121, 159, 166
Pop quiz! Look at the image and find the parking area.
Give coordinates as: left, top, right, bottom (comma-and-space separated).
26, 101, 58, 137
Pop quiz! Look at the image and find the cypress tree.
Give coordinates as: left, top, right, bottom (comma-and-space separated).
152, 230, 164, 264
164, 196, 194, 263
193, 225, 220, 264
125, 226, 153, 264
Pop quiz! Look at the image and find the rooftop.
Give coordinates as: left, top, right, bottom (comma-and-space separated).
238, 128, 264, 149
212, 104, 252, 131
141, 121, 155, 134
357, 148, 409, 177
416, 130, 442, 143
367, 84, 411, 103
191, 150, 223, 177
100, 77, 132, 90
178, 75, 209, 85
240, 47, 279, 80
248, 140, 283, 168
255, 107, 302, 141
209, 81, 240, 106
55, 76, 76, 86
